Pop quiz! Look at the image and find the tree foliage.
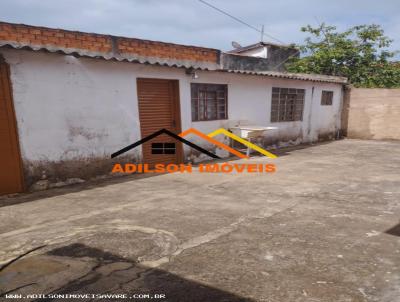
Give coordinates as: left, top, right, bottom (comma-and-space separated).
286, 24, 400, 88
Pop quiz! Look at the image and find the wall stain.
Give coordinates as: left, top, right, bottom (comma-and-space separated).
67, 126, 108, 142
23, 154, 138, 190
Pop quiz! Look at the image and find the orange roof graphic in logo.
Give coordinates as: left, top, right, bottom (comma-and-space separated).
179, 128, 249, 159
208, 128, 277, 158
179, 128, 277, 159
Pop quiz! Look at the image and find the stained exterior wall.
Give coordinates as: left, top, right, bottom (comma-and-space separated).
346, 88, 400, 140
1, 49, 343, 188
221, 48, 298, 72
187, 70, 343, 160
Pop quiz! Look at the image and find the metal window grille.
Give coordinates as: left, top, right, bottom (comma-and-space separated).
191, 83, 228, 121
271, 87, 305, 122
321, 90, 334, 106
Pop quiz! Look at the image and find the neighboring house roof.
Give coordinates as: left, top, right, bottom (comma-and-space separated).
0, 21, 347, 84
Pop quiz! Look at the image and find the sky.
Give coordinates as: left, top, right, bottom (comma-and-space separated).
0, 0, 399, 56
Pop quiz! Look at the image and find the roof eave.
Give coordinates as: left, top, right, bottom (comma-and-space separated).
221, 69, 348, 84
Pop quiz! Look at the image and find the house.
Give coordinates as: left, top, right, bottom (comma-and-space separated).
0, 21, 347, 194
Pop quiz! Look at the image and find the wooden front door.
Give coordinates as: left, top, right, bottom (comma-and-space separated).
0, 60, 23, 194
137, 78, 183, 165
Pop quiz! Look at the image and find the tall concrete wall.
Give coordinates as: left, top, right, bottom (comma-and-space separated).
346, 88, 400, 140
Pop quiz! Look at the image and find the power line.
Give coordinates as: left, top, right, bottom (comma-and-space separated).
197, 0, 301, 71
197, 0, 286, 45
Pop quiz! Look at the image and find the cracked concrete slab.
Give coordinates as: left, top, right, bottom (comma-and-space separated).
0, 139, 400, 301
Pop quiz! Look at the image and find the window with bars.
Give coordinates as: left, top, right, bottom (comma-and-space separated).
321, 90, 333, 105
270, 87, 305, 122
191, 83, 228, 121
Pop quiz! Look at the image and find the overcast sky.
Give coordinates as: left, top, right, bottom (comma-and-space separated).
0, 0, 399, 56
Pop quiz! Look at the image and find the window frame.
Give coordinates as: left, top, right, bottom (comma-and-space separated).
151, 142, 176, 155
191, 83, 228, 122
270, 87, 305, 123
321, 90, 334, 106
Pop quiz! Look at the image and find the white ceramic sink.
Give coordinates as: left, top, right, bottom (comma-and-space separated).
230, 125, 277, 139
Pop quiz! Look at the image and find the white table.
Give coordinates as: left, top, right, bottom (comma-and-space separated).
229, 125, 278, 156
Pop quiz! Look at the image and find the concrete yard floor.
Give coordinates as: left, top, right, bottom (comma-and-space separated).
0, 139, 399, 302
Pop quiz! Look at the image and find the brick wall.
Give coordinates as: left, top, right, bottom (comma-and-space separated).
0, 21, 219, 63
345, 87, 400, 140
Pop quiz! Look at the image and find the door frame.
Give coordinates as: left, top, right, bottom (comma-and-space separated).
136, 78, 184, 164
0, 55, 24, 193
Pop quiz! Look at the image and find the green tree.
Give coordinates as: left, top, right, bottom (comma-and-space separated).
286, 24, 400, 88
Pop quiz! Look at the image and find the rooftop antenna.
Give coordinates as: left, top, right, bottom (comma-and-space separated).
260, 25, 264, 42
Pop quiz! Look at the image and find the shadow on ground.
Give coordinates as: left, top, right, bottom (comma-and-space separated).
385, 222, 400, 237
270, 140, 335, 157
1, 243, 253, 302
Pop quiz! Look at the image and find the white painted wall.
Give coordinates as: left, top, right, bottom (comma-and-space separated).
1, 49, 343, 164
